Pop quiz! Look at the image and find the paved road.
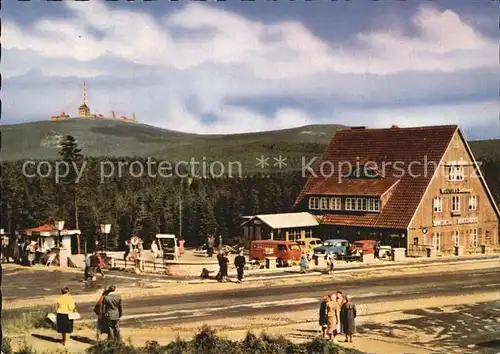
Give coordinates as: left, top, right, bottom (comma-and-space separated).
5, 267, 497, 324
3, 255, 496, 300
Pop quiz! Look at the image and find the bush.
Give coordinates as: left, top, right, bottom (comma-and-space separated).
6, 326, 365, 354
2, 337, 14, 354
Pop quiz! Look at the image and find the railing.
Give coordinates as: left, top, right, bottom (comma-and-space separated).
406, 244, 428, 258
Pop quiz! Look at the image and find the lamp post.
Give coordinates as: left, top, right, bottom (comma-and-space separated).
100, 223, 111, 253
55, 220, 65, 248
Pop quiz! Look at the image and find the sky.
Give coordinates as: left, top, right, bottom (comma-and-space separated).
2, 0, 499, 139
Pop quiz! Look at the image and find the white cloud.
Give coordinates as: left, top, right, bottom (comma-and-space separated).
2, 2, 497, 138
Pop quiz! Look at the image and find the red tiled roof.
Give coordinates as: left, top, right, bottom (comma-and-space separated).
304, 177, 399, 196
23, 224, 54, 233
294, 125, 458, 229
322, 214, 380, 227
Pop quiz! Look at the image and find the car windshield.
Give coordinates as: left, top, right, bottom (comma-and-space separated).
289, 244, 301, 251
323, 242, 334, 247
353, 242, 363, 248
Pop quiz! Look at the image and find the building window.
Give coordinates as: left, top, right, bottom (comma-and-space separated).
330, 197, 341, 210
431, 232, 441, 251
288, 230, 301, 242
305, 229, 313, 238
309, 197, 320, 210
452, 231, 460, 247
470, 229, 478, 248
345, 198, 380, 212
367, 199, 380, 212
320, 197, 329, 210
448, 165, 464, 181
433, 197, 443, 213
452, 196, 461, 213
468, 196, 478, 211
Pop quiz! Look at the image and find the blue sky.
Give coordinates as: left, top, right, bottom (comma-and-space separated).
2, 0, 499, 139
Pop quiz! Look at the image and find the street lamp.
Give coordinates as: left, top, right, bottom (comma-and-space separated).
100, 223, 111, 253
55, 220, 65, 248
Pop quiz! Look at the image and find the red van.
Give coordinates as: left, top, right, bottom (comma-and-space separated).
351, 240, 376, 254
250, 240, 302, 267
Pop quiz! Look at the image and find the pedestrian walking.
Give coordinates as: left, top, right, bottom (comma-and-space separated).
326, 294, 340, 342
340, 295, 357, 343
220, 252, 229, 283
374, 241, 380, 259
90, 251, 105, 278
151, 241, 159, 259
326, 253, 335, 274
335, 290, 345, 337
56, 287, 77, 346
207, 235, 214, 258
319, 295, 329, 338
102, 285, 122, 341
234, 250, 246, 283
94, 289, 111, 341
84, 253, 92, 281
300, 254, 308, 273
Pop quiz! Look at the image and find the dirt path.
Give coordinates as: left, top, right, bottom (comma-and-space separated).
7, 291, 499, 353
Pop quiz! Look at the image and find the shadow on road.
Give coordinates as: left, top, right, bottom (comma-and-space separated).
70, 335, 97, 345
31, 333, 60, 344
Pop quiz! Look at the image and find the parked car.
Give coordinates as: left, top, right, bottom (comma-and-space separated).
313, 239, 349, 259
296, 238, 323, 253
351, 240, 377, 254
250, 240, 302, 267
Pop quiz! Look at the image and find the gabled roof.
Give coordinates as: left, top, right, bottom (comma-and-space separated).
22, 224, 81, 237
242, 212, 319, 229
295, 125, 459, 229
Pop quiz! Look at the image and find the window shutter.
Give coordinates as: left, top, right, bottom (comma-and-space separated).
478, 228, 483, 244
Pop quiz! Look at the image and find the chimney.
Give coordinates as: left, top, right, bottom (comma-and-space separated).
391, 125, 399, 128
132, 113, 136, 122
112, 111, 116, 120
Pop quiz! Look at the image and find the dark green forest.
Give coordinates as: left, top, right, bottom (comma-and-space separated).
1, 136, 499, 252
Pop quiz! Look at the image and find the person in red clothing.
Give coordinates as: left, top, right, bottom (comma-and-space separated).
90, 251, 105, 279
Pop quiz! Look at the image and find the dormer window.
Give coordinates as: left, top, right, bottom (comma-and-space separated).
309, 197, 320, 210
345, 198, 380, 212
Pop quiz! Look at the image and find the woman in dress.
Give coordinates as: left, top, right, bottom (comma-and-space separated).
340, 295, 357, 343
56, 287, 76, 346
326, 294, 340, 342
94, 289, 110, 340
318, 295, 329, 338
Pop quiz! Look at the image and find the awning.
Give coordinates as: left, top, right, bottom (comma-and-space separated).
22, 224, 81, 237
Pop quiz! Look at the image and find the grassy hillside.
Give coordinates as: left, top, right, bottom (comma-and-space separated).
1, 119, 497, 173
0, 119, 345, 172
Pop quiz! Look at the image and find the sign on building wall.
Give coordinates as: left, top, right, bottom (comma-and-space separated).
457, 217, 479, 225
433, 219, 453, 227
440, 188, 472, 194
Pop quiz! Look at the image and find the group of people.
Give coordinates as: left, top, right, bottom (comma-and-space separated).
55, 285, 123, 346
84, 251, 105, 281
300, 252, 336, 274
319, 290, 357, 343
206, 234, 223, 258
214, 249, 246, 283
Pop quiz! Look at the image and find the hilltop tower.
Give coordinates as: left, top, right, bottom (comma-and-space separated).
77, 81, 91, 117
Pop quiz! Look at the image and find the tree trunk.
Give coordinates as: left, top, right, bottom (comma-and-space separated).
74, 190, 81, 254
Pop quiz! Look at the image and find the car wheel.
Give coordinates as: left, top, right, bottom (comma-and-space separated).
276, 258, 285, 268
333, 253, 339, 260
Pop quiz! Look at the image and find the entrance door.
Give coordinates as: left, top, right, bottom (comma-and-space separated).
432, 233, 441, 251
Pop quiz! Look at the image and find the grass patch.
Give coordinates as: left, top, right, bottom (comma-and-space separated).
3, 308, 54, 334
